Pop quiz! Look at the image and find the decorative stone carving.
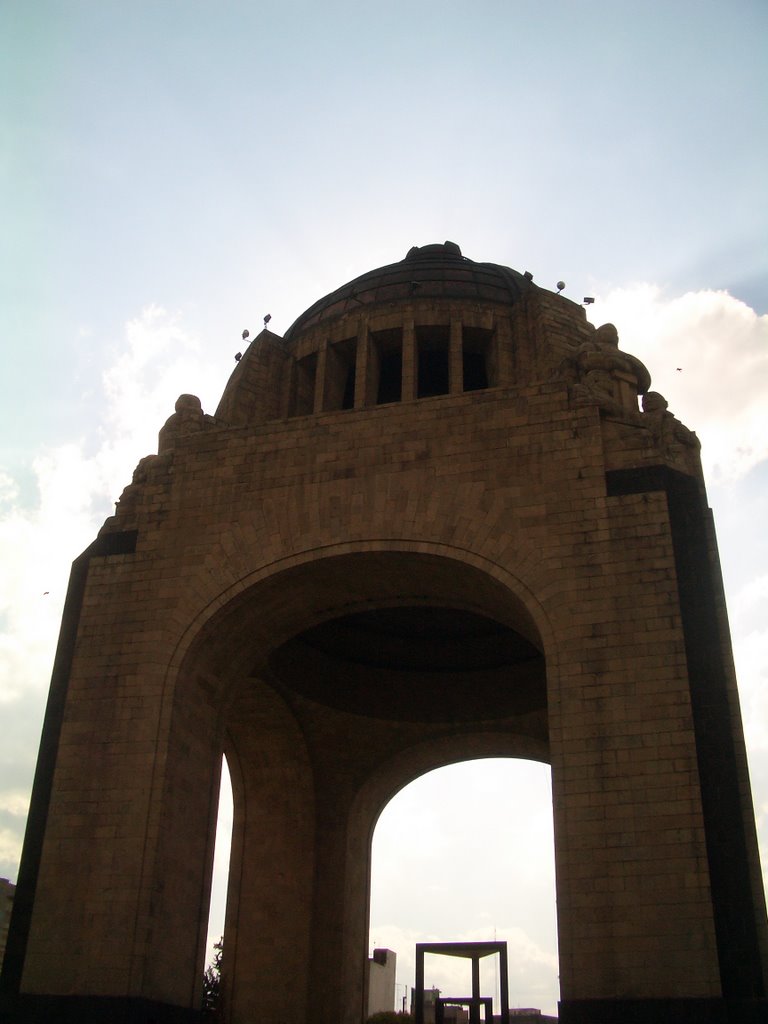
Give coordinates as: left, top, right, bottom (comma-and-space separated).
158, 393, 207, 453
641, 390, 700, 465
112, 453, 169, 522
569, 323, 648, 418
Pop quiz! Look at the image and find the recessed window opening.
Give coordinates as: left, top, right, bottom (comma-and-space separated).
324, 337, 357, 411
417, 325, 450, 398
463, 327, 493, 391
342, 363, 356, 409
369, 758, 559, 1019
292, 352, 317, 416
204, 755, 233, 982
372, 328, 403, 405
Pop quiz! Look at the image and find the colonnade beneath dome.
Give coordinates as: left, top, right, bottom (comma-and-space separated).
289, 315, 500, 417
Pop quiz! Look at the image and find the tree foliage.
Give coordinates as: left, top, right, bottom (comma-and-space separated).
202, 937, 223, 1020
366, 1013, 413, 1024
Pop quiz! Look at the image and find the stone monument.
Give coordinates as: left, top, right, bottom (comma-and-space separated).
2, 243, 766, 1023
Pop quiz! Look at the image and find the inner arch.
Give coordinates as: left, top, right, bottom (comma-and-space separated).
181, 547, 552, 707
171, 546, 553, 1024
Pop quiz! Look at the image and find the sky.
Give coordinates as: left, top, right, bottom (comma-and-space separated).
1, 0, 767, 1017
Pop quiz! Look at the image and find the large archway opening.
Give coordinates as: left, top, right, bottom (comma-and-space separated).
204, 756, 233, 975
368, 758, 559, 1018
173, 546, 554, 1024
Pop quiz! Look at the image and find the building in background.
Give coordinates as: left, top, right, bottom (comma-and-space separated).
367, 948, 396, 1016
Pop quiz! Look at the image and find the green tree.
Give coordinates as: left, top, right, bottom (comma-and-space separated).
202, 937, 223, 1020
366, 1013, 413, 1024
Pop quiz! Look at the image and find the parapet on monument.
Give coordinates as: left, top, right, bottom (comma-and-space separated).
2, 243, 766, 1023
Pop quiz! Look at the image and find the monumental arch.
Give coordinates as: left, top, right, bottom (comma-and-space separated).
2, 242, 767, 1024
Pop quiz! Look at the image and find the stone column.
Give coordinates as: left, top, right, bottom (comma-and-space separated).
314, 338, 328, 414
402, 320, 416, 402
305, 784, 371, 1024
356, 322, 372, 409
450, 319, 463, 393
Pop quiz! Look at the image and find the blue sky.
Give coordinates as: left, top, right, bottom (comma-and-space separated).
1, 1, 767, 1015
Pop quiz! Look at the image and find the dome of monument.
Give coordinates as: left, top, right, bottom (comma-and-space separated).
213, 239, 652, 428
284, 241, 533, 339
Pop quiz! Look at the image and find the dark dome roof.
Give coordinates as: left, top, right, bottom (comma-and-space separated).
284, 242, 533, 339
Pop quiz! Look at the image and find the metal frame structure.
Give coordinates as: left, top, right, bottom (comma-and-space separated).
414, 942, 509, 1024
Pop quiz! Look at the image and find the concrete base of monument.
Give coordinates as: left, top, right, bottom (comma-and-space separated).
559, 996, 768, 1024
0, 992, 203, 1024
5, 993, 768, 1024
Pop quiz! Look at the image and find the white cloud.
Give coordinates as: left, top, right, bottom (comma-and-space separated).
730, 573, 768, 634
0, 305, 225, 709
729, 571, 768, 779
734, 627, 768, 751
590, 285, 768, 482
0, 306, 225, 877
733, 622, 768, 896
98, 305, 228, 497
0, 471, 19, 507
0, 825, 26, 876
